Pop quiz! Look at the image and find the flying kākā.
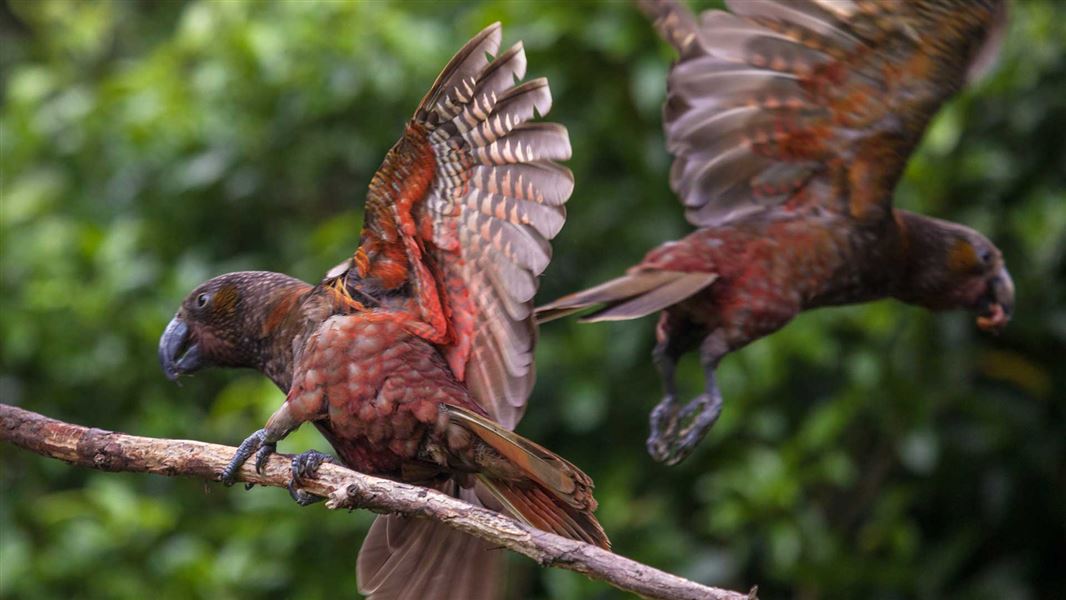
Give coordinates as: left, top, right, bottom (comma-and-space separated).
537, 0, 1014, 465
159, 23, 607, 600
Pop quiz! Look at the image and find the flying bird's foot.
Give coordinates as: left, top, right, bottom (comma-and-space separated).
647, 394, 681, 462
286, 450, 336, 506
671, 392, 723, 465
647, 393, 722, 466
220, 428, 269, 487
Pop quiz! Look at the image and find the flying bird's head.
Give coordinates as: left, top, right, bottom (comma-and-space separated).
898, 213, 1014, 334
159, 271, 312, 385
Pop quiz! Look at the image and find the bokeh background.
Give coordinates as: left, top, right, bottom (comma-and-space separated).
2, 1, 1064, 598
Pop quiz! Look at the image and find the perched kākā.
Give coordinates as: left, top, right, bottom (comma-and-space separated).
537, 0, 1014, 465
159, 23, 606, 600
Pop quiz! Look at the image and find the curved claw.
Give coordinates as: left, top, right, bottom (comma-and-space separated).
221, 429, 267, 486
255, 442, 277, 474
647, 393, 722, 466
671, 393, 722, 465
291, 449, 335, 484
287, 481, 325, 506
287, 450, 336, 507
647, 395, 680, 462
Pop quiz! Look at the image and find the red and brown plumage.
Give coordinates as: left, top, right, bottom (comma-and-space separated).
159, 273, 607, 595
328, 22, 572, 429
537, 0, 1015, 465
159, 23, 598, 600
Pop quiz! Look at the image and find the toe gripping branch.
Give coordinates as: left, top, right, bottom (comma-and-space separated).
219, 429, 336, 505
287, 450, 336, 506
219, 402, 304, 489
220, 428, 278, 488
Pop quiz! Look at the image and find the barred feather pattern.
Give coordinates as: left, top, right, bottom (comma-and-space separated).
331, 23, 573, 427
655, 0, 1006, 227
339, 24, 575, 600
416, 23, 573, 428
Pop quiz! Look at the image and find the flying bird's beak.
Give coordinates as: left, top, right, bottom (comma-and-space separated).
976, 267, 1014, 334
159, 316, 204, 380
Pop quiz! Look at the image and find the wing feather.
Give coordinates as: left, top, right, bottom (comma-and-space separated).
335, 24, 573, 428
652, 0, 1008, 226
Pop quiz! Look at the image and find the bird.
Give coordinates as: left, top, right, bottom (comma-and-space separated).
536, 0, 1014, 466
159, 23, 607, 600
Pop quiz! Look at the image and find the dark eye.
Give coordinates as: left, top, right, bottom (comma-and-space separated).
196, 293, 210, 308
979, 249, 993, 265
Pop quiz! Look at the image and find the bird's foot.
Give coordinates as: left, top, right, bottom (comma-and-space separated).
671, 392, 722, 465
647, 393, 722, 466
647, 394, 681, 462
220, 429, 276, 487
287, 450, 336, 506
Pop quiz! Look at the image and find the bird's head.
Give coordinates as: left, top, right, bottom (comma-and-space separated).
159, 271, 312, 384
898, 213, 1014, 334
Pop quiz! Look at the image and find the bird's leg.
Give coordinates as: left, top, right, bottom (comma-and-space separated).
650, 331, 727, 466
286, 450, 337, 506
647, 316, 688, 462
220, 402, 302, 487
405, 254, 450, 345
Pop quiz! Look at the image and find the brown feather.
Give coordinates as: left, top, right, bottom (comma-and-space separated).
652, 0, 1007, 227
480, 479, 610, 549
441, 405, 609, 549
358, 487, 503, 600
535, 270, 717, 324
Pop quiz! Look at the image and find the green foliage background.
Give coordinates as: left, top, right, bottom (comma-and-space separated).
2, 1, 1064, 598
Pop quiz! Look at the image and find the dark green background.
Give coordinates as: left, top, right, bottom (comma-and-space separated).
2, 1, 1064, 598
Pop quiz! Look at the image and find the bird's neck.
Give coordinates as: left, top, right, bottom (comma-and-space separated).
258, 282, 363, 392
890, 209, 956, 308
252, 280, 322, 393
802, 213, 906, 308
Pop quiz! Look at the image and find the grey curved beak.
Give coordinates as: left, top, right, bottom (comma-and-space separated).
159, 316, 203, 381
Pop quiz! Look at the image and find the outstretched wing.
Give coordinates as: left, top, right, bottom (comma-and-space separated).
640, 0, 1007, 227
331, 23, 573, 428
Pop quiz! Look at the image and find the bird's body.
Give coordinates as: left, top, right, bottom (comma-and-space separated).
160, 22, 602, 599
177, 274, 606, 547
254, 283, 488, 478
635, 210, 894, 337
296, 312, 481, 477
538, 0, 1014, 465
607, 207, 979, 352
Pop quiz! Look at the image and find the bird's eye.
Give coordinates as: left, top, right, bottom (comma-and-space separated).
196, 293, 210, 308
979, 249, 993, 265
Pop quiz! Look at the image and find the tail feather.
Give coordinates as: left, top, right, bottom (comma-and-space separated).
479, 477, 610, 549
444, 405, 610, 549
446, 405, 590, 507
358, 486, 503, 600
535, 270, 717, 324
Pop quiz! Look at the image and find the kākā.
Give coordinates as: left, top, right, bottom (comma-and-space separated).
159, 23, 606, 600
537, 0, 1015, 466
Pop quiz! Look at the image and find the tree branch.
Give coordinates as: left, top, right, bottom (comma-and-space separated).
1, 403, 752, 600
